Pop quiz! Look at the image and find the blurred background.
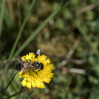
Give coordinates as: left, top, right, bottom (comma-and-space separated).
0, 0, 99, 99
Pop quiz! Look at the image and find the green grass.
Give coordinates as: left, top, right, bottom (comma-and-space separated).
0, 0, 6, 38
0, 0, 99, 99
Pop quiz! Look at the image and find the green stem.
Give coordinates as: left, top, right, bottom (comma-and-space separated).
3, 72, 18, 92
13, 1, 67, 57
2, 90, 26, 99
8, 0, 36, 60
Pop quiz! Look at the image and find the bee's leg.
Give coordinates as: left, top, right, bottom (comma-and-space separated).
29, 69, 30, 74
36, 72, 41, 78
28, 59, 31, 63
36, 72, 38, 76
34, 71, 38, 76
33, 71, 41, 78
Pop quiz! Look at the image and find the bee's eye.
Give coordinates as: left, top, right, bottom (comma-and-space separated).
32, 61, 43, 70
32, 62, 40, 68
36, 63, 40, 67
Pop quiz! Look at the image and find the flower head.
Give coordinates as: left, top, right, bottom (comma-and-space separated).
18, 50, 54, 88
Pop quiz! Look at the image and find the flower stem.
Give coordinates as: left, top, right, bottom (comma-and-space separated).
3, 72, 18, 92
2, 90, 26, 99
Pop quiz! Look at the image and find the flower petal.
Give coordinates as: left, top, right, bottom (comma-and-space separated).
18, 51, 54, 89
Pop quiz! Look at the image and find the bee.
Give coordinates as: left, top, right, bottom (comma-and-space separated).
31, 61, 44, 71
15, 49, 44, 73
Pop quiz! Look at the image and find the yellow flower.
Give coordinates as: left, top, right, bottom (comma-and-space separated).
18, 52, 54, 89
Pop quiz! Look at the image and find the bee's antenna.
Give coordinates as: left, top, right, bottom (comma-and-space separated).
35, 49, 40, 58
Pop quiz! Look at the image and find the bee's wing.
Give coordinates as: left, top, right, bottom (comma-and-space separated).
35, 49, 40, 57
21, 64, 36, 73
36, 49, 40, 55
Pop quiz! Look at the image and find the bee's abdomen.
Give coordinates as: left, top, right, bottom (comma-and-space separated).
16, 63, 23, 71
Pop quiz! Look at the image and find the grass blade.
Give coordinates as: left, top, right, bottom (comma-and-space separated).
0, 0, 6, 38
2, 90, 26, 99
13, 2, 67, 57
3, 72, 18, 92
8, 0, 36, 60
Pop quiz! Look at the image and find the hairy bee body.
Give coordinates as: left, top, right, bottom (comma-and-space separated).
16, 60, 44, 73
16, 63, 23, 71
32, 61, 44, 71
16, 49, 44, 73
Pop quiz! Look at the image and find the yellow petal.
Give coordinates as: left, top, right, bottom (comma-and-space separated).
26, 82, 31, 89
21, 79, 26, 86
18, 52, 54, 89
